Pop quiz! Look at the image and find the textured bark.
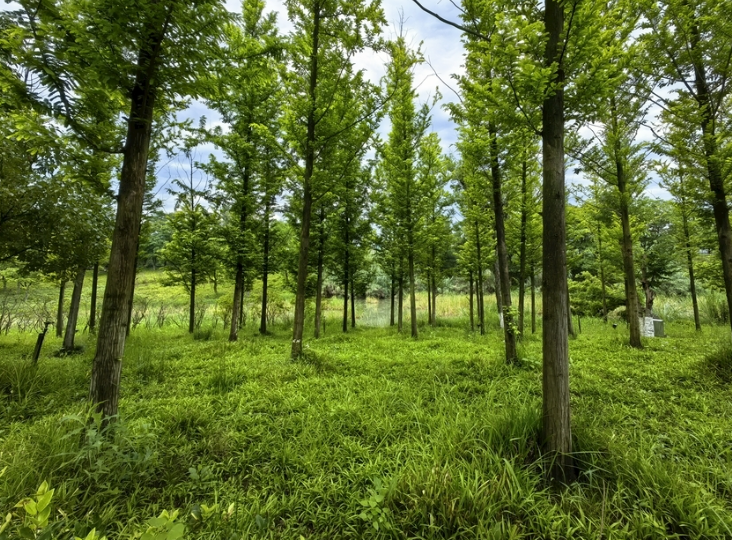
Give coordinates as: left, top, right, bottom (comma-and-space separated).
489, 123, 517, 363
56, 280, 65, 338
598, 224, 608, 322
125, 251, 139, 337
682, 211, 701, 331
475, 222, 485, 335
541, 0, 573, 482
89, 263, 99, 333
63, 267, 85, 351
230, 262, 244, 341
291, 3, 321, 360
469, 270, 475, 332
531, 265, 536, 334
390, 270, 395, 327
260, 197, 271, 335
398, 272, 404, 332
90, 6, 169, 420
617, 153, 642, 347
188, 254, 196, 334
518, 160, 528, 337
408, 247, 418, 338
314, 208, 325, 338
689, 21, 732, 337
350, 268, 356, 329
342, 265, 349, 333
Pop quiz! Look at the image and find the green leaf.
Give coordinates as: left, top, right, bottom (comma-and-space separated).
167, 523, 185, 540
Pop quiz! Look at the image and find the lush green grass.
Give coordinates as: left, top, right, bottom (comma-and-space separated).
1, 277, 732, 538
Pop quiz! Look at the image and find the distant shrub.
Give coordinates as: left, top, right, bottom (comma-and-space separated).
193, 328, 213, 341
700, 290, 729, 325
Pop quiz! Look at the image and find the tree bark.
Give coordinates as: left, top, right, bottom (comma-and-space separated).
475, 221, 485, 335
260, 197, 271, 335
189, 259, 196, 334
689, 16, 732, 337
63, 267, 85, 351
230, 262, 244, 341
126, 249, 139, 337
90, 5, 170, 421
531, 264, 536, 334
408, 244, 418, 338
89, 262, 99, 333
518, 159, 528, 338
398, 271, 404, 332
427, 271, 432, 325
431, 270, 437, 326
640, 253, 655, 317
469, 270, 475, 331
342, 263, 349, 333
56, 280, 66, 338
541, 0, 573, 482
390, 269, 395, 327
489, 122, 517, 363
350, 268, 356, 329
291, 3, 321, 360
315, 207, 325, 338
598, 224, 608, 322
682, 211, 701, 331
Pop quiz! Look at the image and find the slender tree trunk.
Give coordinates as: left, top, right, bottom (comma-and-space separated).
90, 263, 99, 334
189, 263, 196, 334
56, 280, 66, 338
618, 164, 642, 348
90, 7, 170, 420
682, 212, 701, 331
689, 20, 732, 337
260, 198, 271, 335
314, 207, 325, 338
489, 123, 517, 363
494, 257, 503, 326
398, 271, 404, 333
291, 3, 321, 360
531, 264, 536, 334
239, 286, 245, 328
350, 270, 356, 329
475, 222, 485, 335
641, 253, 655, 317
598, 224, 608, 322
427, 271, 432, 325
230, 263, 244, 341
390, 269, 395, 327
469, 270, 475, 331
431, 271, 437, 326
63, 267, 85, 350
343, 239, 349, 333
518, 159, 528, 337
408, 245, 418, 338
567, 285, 576, 338
542, 0, 573, 482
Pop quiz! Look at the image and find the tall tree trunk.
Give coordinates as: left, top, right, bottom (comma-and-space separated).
617, 155, 642, 347
469, 270, 475, 331
682, 211, 701, 331
230, 262, 244, 341
542, 0, 573, 482
343, 236, 349, 333
260, 197, 271, 335
475, 222, 485, 335
518, 159, 528, 338
432, 272, 437, 326
494, 257, 503, 326
189, 261, 196, 334
689, 18, 732, 337
315, 207, 325, 338
427, 271, 432, 325
398, 271, 404, 332
89, 262, 99, 334
531, 264, 537, 334
291, 3, 321, 360
56, 280, 66, 338
640, 253, 655, 317
63, 267, 85, 350
390, 269, 395, 327
598, 224, 608, 322
90, 7, 170, 420
408, 246, 418, 338
489, 123, 517, 363
567, 285, 576, 338
350, 269, 356, 329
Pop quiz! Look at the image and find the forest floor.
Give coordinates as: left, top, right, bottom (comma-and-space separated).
1, 309, 732, 538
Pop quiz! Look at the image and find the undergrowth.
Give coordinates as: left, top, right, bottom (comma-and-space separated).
0, 319, 731, 538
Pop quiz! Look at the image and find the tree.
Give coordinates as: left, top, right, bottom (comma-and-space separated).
161, 153, 223, 334
283, 0, 384, 359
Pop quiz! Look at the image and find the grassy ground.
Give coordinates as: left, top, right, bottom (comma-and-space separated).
1, 311, 732, 539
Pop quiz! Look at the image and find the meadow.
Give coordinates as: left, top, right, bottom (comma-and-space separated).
1, 272, 732, 539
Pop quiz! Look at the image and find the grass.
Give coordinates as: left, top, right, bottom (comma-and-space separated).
1, 281, 732, 538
